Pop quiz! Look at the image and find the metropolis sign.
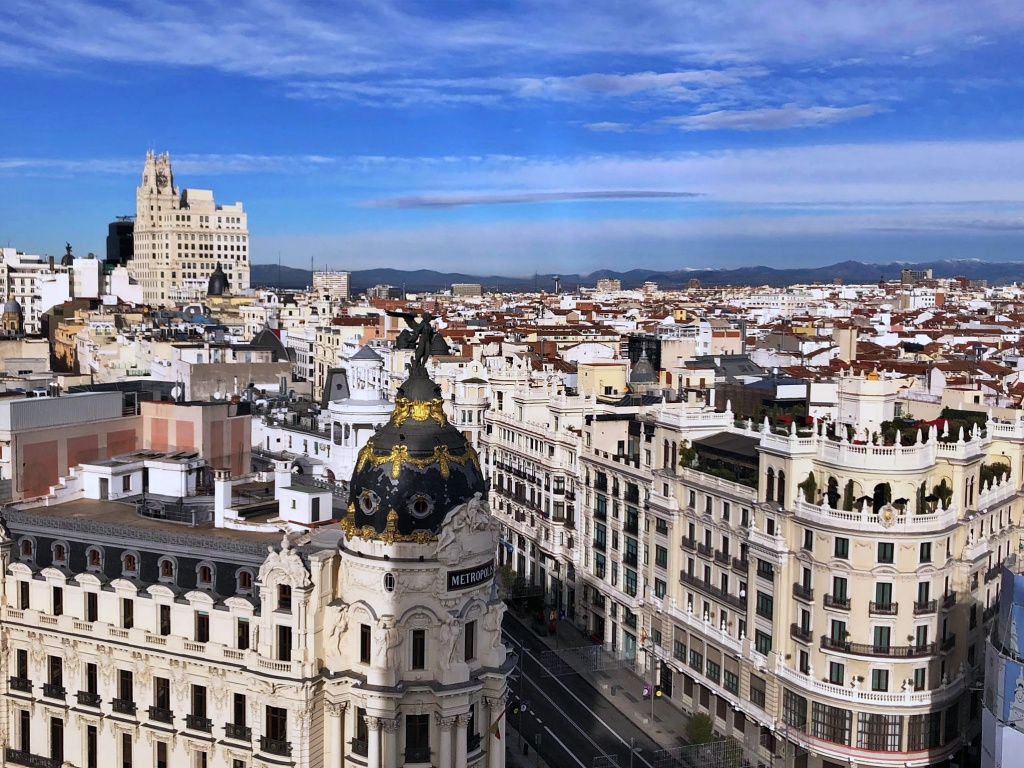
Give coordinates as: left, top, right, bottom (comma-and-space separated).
447, 559, 495, 591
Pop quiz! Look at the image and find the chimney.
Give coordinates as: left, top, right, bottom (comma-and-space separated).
213, 468, 232, 527
274, 459, 293, 497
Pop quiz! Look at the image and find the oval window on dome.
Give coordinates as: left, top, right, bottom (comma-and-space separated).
408, 493, 434, 519
383, 573, 396, 592
359, 490, 379, 514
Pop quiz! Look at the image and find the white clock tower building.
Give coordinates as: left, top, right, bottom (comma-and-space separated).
132, 151, 251, 306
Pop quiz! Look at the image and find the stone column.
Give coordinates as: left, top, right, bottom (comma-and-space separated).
436, 714, 456, 768
325, 701, 347, 768
382, 716, 399, 768
485, 696, 507, 768
366, 716, 382, 768
455, 713, 469, 768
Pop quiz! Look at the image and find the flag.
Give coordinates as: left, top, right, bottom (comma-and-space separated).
488, 706, 507, 740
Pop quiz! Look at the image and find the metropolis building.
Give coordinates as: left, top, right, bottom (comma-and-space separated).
131, 151, 251, 306
0, 343, 509, 767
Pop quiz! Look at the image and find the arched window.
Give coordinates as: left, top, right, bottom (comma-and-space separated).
52, 542, 67, 565
278, 584, 292, 611
159, 557, 176, 582
237, 569, 254, 594
122, 552, 138, 575
20, 539, 35, 560
777, 471, 786, 504
197, 563, 214, 587
826, 477, 840, 509
86, 547, 103, 571
766, 468, 776, 501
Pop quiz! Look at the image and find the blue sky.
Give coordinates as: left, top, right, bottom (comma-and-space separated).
2, 0, 1024, 276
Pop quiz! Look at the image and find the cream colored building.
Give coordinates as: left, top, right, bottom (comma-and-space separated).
132, 152, 250, 306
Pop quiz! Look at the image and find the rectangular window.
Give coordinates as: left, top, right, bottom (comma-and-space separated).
756, 591, 774, 619
195, 613, 209, 643
118, 669, 134, 702
834, 537, 850, 559
877, 542, 895, 564
754, 630, 772, 655
783, 689, 808, 729
465, 620, 477, 661
19, 581, 29, 610
86, 592, 98, 623
154, 677, 170, 709
360, 624, 371, 664
86, 663, 98, 695
405, 712, 430, 750
121, 732, 133, 768
237, 619, 250, 650
857, 713, 902, 751
873, 626, 891, 651
87, 725, 98, 768
913, 667, 926, 691
278, 625, 293, 662
53, 586, 63, 616
159, 605, 171, 636
920, 542, 932, 563
673, 639, 686, 661
277, 584, 292, 611
723, 670, 739, 694
908, 712, 942, 750
266, 706, 288, 741
689, 649, 703, 672
705, 659, 721, 684
756, 559, 774, 579
412, 630, 426, 669
655, 545, 668, 568
233, 693, 247, 726
811, 702, 852, 745
749, 676, 766, 708
871, 669, 889, 692
654, 578, 666, 599
833, 576, 848, 601
156, 742, 168, 768
48, 655, 62, 687
192, 684, 207, 718
802, 528, 813, 551
829, 662, 845, 686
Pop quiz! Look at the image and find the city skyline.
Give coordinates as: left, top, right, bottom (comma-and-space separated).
2, 1, 1024, 272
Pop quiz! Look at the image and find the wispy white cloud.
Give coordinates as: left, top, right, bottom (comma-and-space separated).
583, 122, 633, 133
360, 190, 703, 209
663, 103, 881, 130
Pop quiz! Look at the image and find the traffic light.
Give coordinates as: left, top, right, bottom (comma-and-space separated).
655, 686, 663, 698
511, 703, 521, 715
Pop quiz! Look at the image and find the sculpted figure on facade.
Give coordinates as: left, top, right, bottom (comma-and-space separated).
440, 613, 461, 669
482, 602, 506, 650
436, 492, 496, 566
259, 533, 312, 589
374, 617, 402, 667
326, 602, 350, 655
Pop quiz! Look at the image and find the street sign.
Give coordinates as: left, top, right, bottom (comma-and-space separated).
522, 700, 531, 710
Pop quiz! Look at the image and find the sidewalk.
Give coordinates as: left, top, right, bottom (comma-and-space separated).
508, 611, 693, 755
505, 723, 554, 768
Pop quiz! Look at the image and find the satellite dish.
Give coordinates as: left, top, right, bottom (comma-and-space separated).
170, 385, 182, 401
213, 392, 223, 400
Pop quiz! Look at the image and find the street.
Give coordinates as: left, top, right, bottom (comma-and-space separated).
502, 616, 662, 768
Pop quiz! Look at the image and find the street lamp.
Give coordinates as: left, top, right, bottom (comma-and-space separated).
640, 630, 660, 722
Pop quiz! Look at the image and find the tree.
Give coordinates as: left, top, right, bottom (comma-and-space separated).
798, 472, 817, 504
842, 479, 855, 512
685, 712, 715, 745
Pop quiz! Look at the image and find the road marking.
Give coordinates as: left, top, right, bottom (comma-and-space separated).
523, 647, 656, 768
543, 725, 588, 768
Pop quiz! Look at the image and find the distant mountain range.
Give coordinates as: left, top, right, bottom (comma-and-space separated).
250, 259, 1024, 293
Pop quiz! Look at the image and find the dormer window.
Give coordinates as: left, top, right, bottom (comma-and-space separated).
197, 564, 213, 587
277, 584, 292, 611
52, 543, 67, 565
20, 539, 34, 560
86, 547, 103, 571
237, 569, 254, 594
159, 557, 176, 582
122, 553, 138, 576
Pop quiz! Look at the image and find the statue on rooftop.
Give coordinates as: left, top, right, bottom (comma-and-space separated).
388, 310, 438, 370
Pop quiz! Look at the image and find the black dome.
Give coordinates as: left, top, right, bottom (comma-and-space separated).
208, 264, 230, 296
344, 365, 485, 542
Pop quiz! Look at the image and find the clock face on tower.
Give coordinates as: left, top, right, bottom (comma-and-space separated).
156, 171, 168, 188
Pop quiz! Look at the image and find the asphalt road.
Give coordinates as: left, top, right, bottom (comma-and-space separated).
502, 616, 661, 768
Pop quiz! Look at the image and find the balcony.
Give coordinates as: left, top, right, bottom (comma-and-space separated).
679, 570, 747, 611
792, 583, 814, 602
184, 713, 212, 732
869, 601, 898, 616
985, 565, 1002, 583
8, 676, 32, 694
625, 520, 640, 536
790, 623, 812, 643
148, 706, 174, 724
42, 683, 66, 700
592, 539, 606, 552
914, 599, 938, 615
261, 737, 292, 757
77, 691, 101, 708
112, 698, 137, 715
594, 507, 607, 522
941, 634, 956, 653
732, 557, 749, 573
983, 603, 999, 622
697, 542, 713, 558
468, 732, 482, 752
351, 738, 368, 757
820, 636, 936, 658
681, 536, 696, 551
5, 749, 63, 768
824, 594, 851, 611
623, 552, 638, 567
943, 591, 957, 609
225, 723, 252, 741
405, 746, 432, 763
714, 550, 730, 566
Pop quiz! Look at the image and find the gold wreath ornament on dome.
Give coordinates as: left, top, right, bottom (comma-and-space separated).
355, 440, 481, 480
391, 397, 447, 427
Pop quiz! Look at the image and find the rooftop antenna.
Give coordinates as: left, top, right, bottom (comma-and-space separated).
278, 252, 282, 291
